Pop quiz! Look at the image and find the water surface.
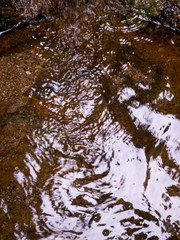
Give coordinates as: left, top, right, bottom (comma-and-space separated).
0, 5, 180, 240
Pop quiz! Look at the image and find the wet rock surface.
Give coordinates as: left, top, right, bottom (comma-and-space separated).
0, 0, 21, 31
0, 0, 180, 32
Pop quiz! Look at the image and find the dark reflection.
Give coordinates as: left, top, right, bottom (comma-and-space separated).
0, 5, 180, 240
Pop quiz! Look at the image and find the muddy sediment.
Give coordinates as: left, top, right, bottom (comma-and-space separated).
0, 47, 44, 126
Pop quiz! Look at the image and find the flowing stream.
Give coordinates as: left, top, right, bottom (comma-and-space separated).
0, 5, 180, 240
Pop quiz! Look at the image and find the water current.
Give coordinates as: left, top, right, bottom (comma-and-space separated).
0, 5, 180, 240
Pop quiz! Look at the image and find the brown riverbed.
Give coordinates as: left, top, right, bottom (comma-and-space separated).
0, 5, 180, 240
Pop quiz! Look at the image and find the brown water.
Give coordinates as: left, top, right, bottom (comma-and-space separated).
0, 5, 180, 240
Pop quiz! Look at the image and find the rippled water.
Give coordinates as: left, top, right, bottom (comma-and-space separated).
0, 5, 180, 240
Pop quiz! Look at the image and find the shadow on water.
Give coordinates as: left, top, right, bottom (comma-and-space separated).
0, 5, 180, 240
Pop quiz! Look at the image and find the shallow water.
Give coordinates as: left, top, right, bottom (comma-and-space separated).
0, 6, 180, 240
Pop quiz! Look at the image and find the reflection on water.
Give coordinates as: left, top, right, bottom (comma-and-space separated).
0, 6, 180, 240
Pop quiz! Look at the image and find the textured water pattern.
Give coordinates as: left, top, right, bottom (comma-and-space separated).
0, 6, 180, 240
